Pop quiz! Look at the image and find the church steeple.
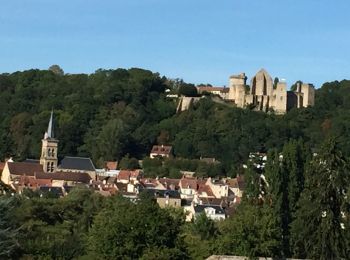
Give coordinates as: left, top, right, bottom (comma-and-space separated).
47, 110, 54, 139
44, 110, 54, 140
40, 110, 58, 173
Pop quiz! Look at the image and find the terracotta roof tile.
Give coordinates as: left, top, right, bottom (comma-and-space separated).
197, 184, 214, 197
118, 170, 141, 180
0, 162, 5, 172
180, 178, 198, 190
151, 145, 172, 155
35, 171, 91, 183
105, 161, 118, 170
8, 162, 44, 176
157, 178, 180, 190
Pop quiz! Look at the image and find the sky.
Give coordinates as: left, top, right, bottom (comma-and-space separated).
0, 0, 349, 88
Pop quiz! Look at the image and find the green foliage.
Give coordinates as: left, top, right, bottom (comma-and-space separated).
291, 138, 350, 259
48, 65, 64, 76
217, 203, 282, 258
119, 154, 140, 170
142, 157, 225, 178
1, 68, 350, 175
11, 187, 103, 259
0, 197, 19, 258
178, 83, 198, 97
192, 213, 218, 240
88, 195, 184, 259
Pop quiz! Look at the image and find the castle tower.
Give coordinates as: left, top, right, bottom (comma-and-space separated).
249, 69, 274, 112
40, 111, 58, 173
228, 73, 247, 107
272, 81, 287, 114
301, 83, 315, 107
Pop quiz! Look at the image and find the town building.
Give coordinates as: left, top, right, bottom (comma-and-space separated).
150, 145, 173, 158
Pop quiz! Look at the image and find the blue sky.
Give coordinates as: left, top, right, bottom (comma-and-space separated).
0, 0, 349, 88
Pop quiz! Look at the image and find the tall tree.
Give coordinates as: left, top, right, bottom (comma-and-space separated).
0, 197, 18, 258
291, 138, 350, 259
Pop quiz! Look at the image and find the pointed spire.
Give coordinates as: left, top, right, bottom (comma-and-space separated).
47, 110, 54, 139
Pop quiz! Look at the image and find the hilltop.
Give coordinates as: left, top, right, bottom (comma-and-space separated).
0, 67, 350, 174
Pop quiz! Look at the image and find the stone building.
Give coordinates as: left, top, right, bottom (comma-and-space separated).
228, 69, 315, 114
40, 111, 58, 173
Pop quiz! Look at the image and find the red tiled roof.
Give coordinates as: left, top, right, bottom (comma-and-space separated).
226, 176, 245, 190
157, 178, 180, 190
180, 177, 198, 190
35, 171, 91, 183
151, 145, 172, 155
19, 176, 52, 188
139, 178, 160, 189
7, 162, 44, 176
105, 161, 118, 170
0, 162, 5, 172
197, 184, 214, 197
118, 170, 141, 180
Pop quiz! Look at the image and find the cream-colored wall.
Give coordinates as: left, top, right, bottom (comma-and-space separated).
40, 138, 58, 173
272, 82, 287, 114
301, 84, 315, 107
157, 197, 181, 208
0, 162, 11, 185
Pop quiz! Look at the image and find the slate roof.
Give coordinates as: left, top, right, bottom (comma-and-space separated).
141, 188, 181, 199
194, 204, 225, 215
59, 156, 95, 171
7, 162, 44, 176
154, 189, 181, 199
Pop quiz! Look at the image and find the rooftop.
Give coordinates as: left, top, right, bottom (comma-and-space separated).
59, 156, 95, 172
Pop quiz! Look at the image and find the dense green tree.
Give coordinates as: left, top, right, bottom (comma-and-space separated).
88, 195, 184, 259
10, 187, 102, 259
119, 154, 140, 170
178, 83, 198, 97
48, 65, 64, 76
0, 197, 19, 259
217, 203, 282, 258
291, 138, 350, 259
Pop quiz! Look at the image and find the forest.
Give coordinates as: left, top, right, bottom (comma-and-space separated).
1, 67, 350, 259
0, 67, 350, 173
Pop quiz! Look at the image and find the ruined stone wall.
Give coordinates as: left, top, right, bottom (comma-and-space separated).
226, 69, 315, 114
271, 82, 287, 114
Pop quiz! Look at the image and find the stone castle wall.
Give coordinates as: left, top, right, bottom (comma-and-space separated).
227, 69, 315, 114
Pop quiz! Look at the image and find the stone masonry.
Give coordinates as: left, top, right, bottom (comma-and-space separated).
228, 69, 315, 114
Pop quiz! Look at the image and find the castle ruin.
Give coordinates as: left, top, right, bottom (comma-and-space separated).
228, 69, 315, 114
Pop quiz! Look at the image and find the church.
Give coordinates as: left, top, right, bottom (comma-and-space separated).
1, 111, 96, 188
